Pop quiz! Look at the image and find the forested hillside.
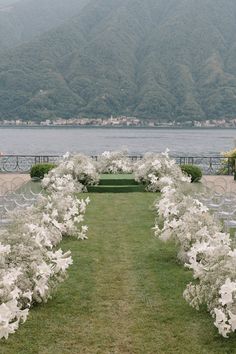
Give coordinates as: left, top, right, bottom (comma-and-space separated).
0, 0, 89, 50
1, 0, 236, 121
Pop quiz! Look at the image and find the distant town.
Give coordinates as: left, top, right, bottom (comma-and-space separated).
1, 116, 236, 128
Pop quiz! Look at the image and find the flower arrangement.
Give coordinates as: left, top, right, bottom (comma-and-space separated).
42, 153, 99, 192
0, 155, 90, 339
134, 150, 190, 192
0, 212, 74, 339
153, 152, 236, 337
96, 150, 133, 174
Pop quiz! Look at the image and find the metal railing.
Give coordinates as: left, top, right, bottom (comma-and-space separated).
0, 155, 60, 173
174, 156, 234, 176
0, 154, 233, 175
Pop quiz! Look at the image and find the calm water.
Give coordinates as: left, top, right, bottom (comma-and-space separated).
0, 127, 235, 156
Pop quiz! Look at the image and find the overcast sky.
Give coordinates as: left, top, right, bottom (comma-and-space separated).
0, 0, 22, 6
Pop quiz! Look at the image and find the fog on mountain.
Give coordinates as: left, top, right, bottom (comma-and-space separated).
0, 0, 236, 121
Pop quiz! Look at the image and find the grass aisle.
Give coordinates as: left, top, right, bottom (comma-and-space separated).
1, 193, 236, 353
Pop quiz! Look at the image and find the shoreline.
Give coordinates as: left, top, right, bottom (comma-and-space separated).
0, 125, 236, 130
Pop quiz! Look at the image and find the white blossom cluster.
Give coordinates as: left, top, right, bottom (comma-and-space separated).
134, 150, 190, 192
96, 150, 133, 174
154, 154, 236, 338
0, 157, 90, 339
42, 152, 99, 191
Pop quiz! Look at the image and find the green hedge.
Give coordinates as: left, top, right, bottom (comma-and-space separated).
30, 163, 56, 179
181, 164, 202, 182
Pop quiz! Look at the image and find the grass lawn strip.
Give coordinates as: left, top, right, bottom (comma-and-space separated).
1, 193, 236, 353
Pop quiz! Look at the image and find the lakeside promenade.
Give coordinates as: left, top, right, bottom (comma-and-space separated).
0, 174, 30, 194
0, 173, 235, 194
201, 175, 236, 193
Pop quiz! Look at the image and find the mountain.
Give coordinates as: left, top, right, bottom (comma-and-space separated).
0, 0, 89, 51
1, 0, 236, 121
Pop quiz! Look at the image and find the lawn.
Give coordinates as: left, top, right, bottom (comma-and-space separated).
1, 193, 236, 353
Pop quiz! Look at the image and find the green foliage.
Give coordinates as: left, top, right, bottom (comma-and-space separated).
217, 148, 236, 175
1, 0, 236, 120
223, 148, 236, 173
181, 164, 202, 182
30, 163, 56, 179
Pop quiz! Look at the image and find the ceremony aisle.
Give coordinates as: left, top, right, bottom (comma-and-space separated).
1, 193, 236, 354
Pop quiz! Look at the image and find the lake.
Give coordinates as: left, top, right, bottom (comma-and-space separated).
0, 127, 235, 156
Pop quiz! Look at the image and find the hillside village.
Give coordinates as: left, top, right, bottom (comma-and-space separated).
1, 117, 236, 128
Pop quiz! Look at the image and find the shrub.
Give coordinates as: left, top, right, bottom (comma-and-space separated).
221, 148, 236, 175
30, 163, 56, 179
180, 164, 202, 182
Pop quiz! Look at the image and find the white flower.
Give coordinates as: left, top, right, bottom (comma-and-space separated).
228, 311, 236, 331
63, 152, 70, 160
214, 309, 231, 338
2, 269, 22, 288
34, 278, 49, 298
36, 262, 52, 278
0, 243, 11, 255
10, 287, 21, 300
219, 278, 236, 306
0, 303, 15, 339
52, 250, 73, 273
